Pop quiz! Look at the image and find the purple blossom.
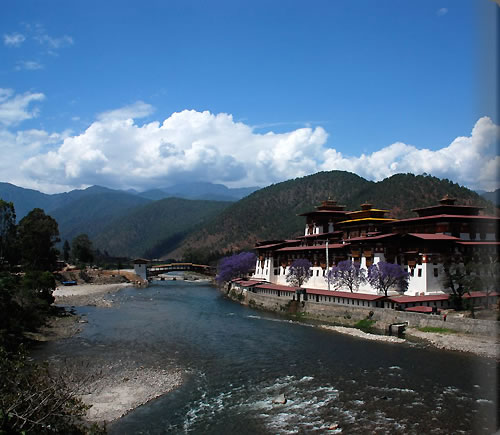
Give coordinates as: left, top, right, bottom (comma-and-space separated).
286, 258, 312, 288
367, 261, 409, 296
327, 260, 366, 292
216, 252, 257, 283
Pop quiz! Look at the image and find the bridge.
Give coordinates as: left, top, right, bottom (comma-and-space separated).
133, 259, 213, 281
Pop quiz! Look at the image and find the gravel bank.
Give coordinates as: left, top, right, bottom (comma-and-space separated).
319, 325, 405, 343
81, 364, 183, 422
405, 328, 499, 359
54, 283, 133, 307
318, 324, 499, 359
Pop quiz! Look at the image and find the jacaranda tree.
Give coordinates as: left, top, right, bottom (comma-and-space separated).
367, 261, 409, 297
216, 251, 257, 283
327, 259, 366, 292
286, 258, 312, 288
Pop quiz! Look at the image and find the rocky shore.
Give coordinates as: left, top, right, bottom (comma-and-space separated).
319, 325, 405, 343
317, 322, 499, 359
81, 363, 183, 422
405, 327, 499, 359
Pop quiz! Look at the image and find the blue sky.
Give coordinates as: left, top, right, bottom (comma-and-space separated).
0, 0, 498, 193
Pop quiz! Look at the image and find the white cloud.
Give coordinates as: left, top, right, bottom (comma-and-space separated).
15, 60, 44, 71
436, 8, 448, 16
3, 32, 25, 47
319, 116, 499, 191
0, 88, 45, 126
1, 92, 498, 193
97, 101, 155, 122
34, 33, 73, 50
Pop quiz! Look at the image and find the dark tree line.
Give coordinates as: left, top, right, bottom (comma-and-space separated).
0, 200, 103, 433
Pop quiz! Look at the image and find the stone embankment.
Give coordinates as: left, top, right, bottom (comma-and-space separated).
223, 286, 499, 359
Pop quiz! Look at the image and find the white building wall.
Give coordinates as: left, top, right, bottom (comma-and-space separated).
253, 252, 451, 297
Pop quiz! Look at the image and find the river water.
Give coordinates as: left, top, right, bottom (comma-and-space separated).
38, 280, 497, 434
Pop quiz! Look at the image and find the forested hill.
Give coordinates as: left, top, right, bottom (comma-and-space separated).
92, 197, 232, 259
168, 171, 495, 260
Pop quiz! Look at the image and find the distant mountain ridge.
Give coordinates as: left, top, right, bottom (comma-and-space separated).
480, 188, 500, 207
0, 181, 234, 258
135, 182, 258, 202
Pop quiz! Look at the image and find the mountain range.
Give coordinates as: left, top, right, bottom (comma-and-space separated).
0, 174, 497, 262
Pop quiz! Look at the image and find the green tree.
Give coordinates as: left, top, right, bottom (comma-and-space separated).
62, 240, 71, 263
286, 259, 312, 288
71, 234, 94, 264
0, 347, 105, 434
441, 254, 479, 310
476, 253, 499, 309
0, 200, 16, 267
17, 209, 60, 271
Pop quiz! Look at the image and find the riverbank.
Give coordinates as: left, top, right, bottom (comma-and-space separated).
54, 282, 134, 307
43, 282, 184, 424
319, 325, 405, 343
405, 327, 499, 359
223, 287, 500, 359
80, 363, 183, 422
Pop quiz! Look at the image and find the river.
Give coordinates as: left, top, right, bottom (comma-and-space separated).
36, 279, 497, 434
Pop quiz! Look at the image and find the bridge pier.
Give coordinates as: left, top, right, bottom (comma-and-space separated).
133, 258, 149, 281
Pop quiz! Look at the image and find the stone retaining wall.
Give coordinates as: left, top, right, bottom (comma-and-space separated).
227, 288, 498, 337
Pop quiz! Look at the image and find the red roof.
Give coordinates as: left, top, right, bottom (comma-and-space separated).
347, 233, 398, 242
387, 294, 449, 303
255, 242, 286, 250
463, 291, 499, 299
407, 233, 460, 241
405, 306, 441, 313
276, 243, 346, 252
237, 280, 265, 287
457, 241, 500, 246
304, 288, 385, 300
392, 214, 500, 223
297, 231, 343, 239
251, 282, 384, 300
255, 283, 298, 292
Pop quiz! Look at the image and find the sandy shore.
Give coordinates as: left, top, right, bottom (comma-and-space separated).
54, 282, 134, 307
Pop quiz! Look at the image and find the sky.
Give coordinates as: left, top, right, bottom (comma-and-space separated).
0, 0, 498, 194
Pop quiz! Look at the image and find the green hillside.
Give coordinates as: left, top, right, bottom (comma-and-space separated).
92, 197, 232, 258
168, 171, 494, 260
50, 192, 151, 242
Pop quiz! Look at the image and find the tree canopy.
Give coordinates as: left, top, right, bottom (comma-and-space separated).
0, 200, 16, 266
17, 208, 60, 271
327, 259, 366, 292
71, 233, 94, 264
286, 258, 312, 288
216, 251, 256, 283
367, 262, 409, 297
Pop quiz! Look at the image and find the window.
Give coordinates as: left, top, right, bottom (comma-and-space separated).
418, 269, 422, 277
274, 269, 278, 275
433, 268, 438, 277
410, 269, 414, 277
